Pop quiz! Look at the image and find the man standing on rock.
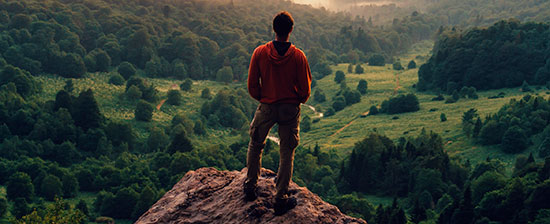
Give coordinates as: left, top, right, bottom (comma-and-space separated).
244, 11, 311, 215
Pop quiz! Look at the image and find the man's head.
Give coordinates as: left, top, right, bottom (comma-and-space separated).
273, 11, 294, 41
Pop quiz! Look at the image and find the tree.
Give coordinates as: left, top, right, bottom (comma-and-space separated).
201, 88, 212, 99
64, 79, 74, 93
7, 172, 34, 200
301, 115, 312, 132
109, 73, 125, 85
313, 90, 326, 102
216, 66, 233, 84
131, 186, 156, 219
407, 60, 416, 69
180, 78, 193, 91
348, 64, 354, 73
166, 90, 182, 106
357, 79, 368, 94
441, 113, 447, 122
368, 54, 385, 66
118, 62, 136, 80
40, 175, 63, 201
521, 80, 531, 92
112, 187, 139, 219
72, 89, 103, 130
76, 199, 89, 216
62, 173, 79, 198
0, 196, 7, 218
167, 125, 193, 153
147, 126, 169, 152
126, 85, 143, 100
392, 61, 403, 70
12, 198, 30, 218
355, 64, 364, 74
332, 96, 346, 111
335, 71, 346, 83
59, 53, 86, 78
501, 126, 528, 153
194, 120, 206, 135
135, 100, 155, 122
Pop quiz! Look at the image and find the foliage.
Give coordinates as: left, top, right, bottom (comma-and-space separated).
301, 115, 312, 133
166, 90, 183, 106
7, 172, 34, 200
357, 79, 368, 95
108, 73, 125, 86
314, 90, 326, 102
135, 100, 155, 122
118, 62, 137, 80
440, 113, 447, 122
418, 20, 550, 91
335, 71, 346, 84
355, 64, 364, 74
380, 93, 420, 114
368, 54, 385, 66
180, 78, 193, 91
392, 61, 403, 70
200, 89, 255, 129
407, 60, 417, 69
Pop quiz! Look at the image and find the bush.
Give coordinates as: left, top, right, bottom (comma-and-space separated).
216, 66, 233, 83
180, 78, 192, 91
380, 93, 420, 114
355, 64, 364, 74
109, 73, 125, 85
314, 90, 326, 102
201, 88, 212, 99
501, 126, 528, 153
357, 79, 368, 95
347, 64, 353, 73
369, 105, 378, 115
166, 90, 182, 106
407, 60, 416, 69
335, 71, 345, 83
135, 100, 155, 122
118, 62, 136, 80
332, 96, 346, 112
343, 90, 361, 105
368, 54, 385, 66
126, 85, 142, 100
432, 94, 444, 101
440, 113, 447, 122
325, 107, 335, 117
301, 115, 312, 132
392, 61, 403, 70
40, 175, 63, 201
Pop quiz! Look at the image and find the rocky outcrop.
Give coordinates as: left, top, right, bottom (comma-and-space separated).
136, 167, 367, 224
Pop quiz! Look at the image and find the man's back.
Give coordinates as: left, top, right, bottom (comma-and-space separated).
247, 41, 311, 105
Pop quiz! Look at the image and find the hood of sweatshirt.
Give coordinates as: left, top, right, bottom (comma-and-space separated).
267, 41, 296, 65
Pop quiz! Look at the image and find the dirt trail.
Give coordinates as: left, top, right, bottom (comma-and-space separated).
156, 84, 179, 110
393, 72, 401, 95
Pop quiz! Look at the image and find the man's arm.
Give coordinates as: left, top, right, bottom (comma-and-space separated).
296, 52, 312, 103
248, 48, 261, 101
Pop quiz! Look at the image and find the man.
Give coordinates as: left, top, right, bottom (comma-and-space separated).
244, 11, 312, 215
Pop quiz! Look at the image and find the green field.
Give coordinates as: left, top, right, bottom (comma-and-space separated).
34, 40, 550, 175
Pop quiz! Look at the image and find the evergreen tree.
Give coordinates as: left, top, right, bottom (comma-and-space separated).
72, 89, 103, 130
473, 118, 482, 137
355, 64, 364, 74
407, 60, 416, 69
440, 113, 447, 122
451, 186, 474, 224
357, 79, 368, 95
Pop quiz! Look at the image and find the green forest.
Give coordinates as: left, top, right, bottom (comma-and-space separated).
0, 0, 550, 223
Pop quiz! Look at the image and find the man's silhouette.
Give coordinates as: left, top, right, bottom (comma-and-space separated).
244, 11, 311, 215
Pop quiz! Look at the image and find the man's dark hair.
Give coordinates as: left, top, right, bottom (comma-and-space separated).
273, 11, 294, 38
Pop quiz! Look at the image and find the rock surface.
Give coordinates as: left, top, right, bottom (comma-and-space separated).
136, 167, 367, 224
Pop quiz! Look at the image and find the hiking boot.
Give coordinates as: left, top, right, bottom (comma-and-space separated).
244, 182, 257, 201
274, 197, 297, 216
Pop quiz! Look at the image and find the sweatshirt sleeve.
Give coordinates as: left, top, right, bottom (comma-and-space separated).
297, 51, 312, 104
247, 47, 261, 101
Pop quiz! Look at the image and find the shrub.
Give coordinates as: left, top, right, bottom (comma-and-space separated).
201, 88, 212, 99
347, 64, 353, 73
355, 64, 364, 74
301, 115, 312, 132
135, 100, 154, 121
314, 90, 326, 102
407, 60, 416, 69
216, 66, 233, 83
335, 71, 345, 83
440, 113, 447, 122
501, 126, 528, 153
343, 89, 361, 105
332, 96, 346, 111
380, 93, 420, 114
325, 107, 335, 117
118, 62, 136, 80
109, 73, 125, 85
180, 78, 192, 91
432, 94, 444, 101
166, 90, 182, 106
126, 85, 142, 100
368, 54, 385, 66
357, 79, 368, 95
392, 61, 403, 70
369, 105, 378, 115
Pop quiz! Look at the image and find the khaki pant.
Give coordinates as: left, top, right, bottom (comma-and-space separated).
246, 103, 300, 199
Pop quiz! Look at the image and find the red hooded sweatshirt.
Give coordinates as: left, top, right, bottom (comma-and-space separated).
248, 41, 312, 105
